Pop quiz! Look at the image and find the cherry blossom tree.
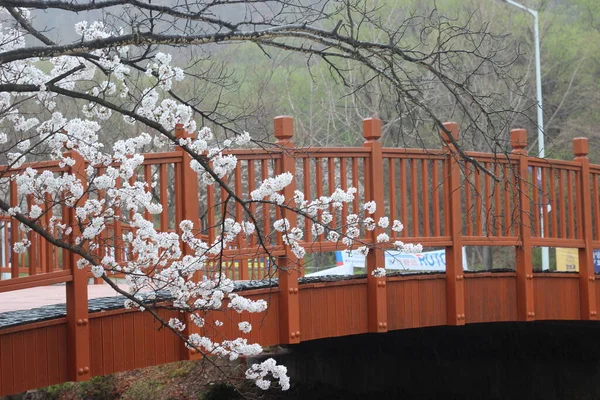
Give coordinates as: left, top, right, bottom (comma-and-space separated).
0, 0, 515, 392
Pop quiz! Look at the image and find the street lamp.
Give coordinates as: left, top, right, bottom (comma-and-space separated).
496, 0, 549, 270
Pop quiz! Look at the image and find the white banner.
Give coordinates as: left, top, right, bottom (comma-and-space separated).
305, 248, 468, 277
340, 248, 468, 272
305, 264, 354, 277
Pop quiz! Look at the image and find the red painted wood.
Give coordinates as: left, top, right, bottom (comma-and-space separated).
573, 138, 597, 320
299, 283, 368, 341
442, 123, 465, 326
35, 327, 49, 388
534, 276, 580, 320
112, 314, 125, 373
386, 276, 447, 330
89, 318, 103, 375
274, 116, 301, 344
4, 118, 600, 397
133, 312, 146, 370
464, 275, 518, 323
1, 334, 13, 396
46, 325, 60, 385
363, 118, 388, 333
64, 151, 91, 382
511, 129, 535, 322
102, 317, 115, 375
22, 329, 37, 391
123, 313, 136, 371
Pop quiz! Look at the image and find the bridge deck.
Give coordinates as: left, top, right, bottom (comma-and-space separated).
0, 284, 126, 313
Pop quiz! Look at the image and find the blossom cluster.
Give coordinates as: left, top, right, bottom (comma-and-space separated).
246, 358, 290, 391
0, 10, 422, 393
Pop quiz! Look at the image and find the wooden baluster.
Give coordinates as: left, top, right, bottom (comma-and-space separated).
328, 157, 336, 230
27, 194, 37, 276
494, 163, 502, 236
503, 164, 511, 236
464, 162, 473, 237
302, 157, 312, 244
421, 159, 430, 237
433, 160, 441, 237
159, 164, 168, 231
531, 166, 540, 237
593, 174, 600, 242
340, 158, 348, 234
274, 116, 301, 344
474, 166, 483, 237
206, 168, 216, 276
541, 168, 549, 238
113, 177, 123, 264
484, 163, 492, 236
65, 151, 91, 382
363, 117, 388, 333
235, 165, 249, 280
260, 159, 270, 246
247, 159, 256, 278
316, 158, 323, 201
2, 218, 8, 276
549, 168, 558, 238
441, 122, 465, 326
511, 129, 535, 321
91, 168, 103, 284
399, 158, 408, 238
567, 171, 575, 238
352, 158, 359, 214
143, 164, 152, 223
559, 170, 566, 238
410, 159, 419, 236
573, 138, 597, 320
219, 176, 230, 278
388, 158, 397, 235
43, 194, 52, 274
9, 180, 19, 278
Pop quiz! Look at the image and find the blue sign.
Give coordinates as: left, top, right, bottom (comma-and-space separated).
594, 249, 600, 273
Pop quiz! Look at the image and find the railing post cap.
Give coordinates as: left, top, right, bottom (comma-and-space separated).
175, 123, 194, 139
440, 122, 459, 144
362, 117, 381, 141
510, 129, 527, 152
274, 116, 294, 140
573, 137, 589, 158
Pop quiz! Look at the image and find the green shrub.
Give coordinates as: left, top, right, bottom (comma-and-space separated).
77, 376, 118, 400
42, 382, 75, 399
121, 380, 164, 400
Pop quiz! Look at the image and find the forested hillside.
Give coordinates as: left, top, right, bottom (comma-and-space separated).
24, 0, 599, 159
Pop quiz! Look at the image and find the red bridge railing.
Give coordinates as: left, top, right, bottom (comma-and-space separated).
0, 116, 599, 392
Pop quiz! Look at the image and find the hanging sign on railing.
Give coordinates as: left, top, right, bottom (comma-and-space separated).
306, 248, 468, 277
556, 248, 600, 272
338, 248, 468, 272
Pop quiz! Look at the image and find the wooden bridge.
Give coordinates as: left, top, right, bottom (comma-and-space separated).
1, 117, 599, 396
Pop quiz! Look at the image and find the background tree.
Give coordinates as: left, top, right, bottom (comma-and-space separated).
0, 0, 556, 391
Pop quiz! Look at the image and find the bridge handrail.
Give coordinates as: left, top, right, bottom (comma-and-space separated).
0, 117, 599, 381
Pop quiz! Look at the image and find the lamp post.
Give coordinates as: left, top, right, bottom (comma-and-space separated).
498, 0, 549, 270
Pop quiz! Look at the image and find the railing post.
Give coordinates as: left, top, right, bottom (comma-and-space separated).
274, 116, 301, 344
511, 129, 535, 321
441, 122, 465, 326
573, 137, 597, 320
65, 151, 91, 381
174, 124, 203, 359
363, 118, 388, 333
175, 124, 201, 262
